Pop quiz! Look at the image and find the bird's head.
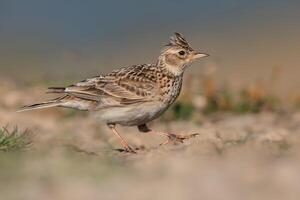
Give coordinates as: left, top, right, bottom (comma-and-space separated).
158, 32, 208, 76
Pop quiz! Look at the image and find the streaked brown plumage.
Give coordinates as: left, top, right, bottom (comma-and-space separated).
18, 32, 208, 153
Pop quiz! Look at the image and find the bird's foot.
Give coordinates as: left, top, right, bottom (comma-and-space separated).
115, 145, 137, 154
123, 145, 137, 154
159, 133, 199, 146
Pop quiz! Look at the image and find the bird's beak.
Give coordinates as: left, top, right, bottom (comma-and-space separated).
192, 52, 209, 59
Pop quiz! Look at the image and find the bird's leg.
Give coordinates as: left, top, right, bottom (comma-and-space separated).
137, 124, 198, 146
107, 124, 136, 153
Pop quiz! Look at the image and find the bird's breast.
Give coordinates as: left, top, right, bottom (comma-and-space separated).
159, 76, 183, 106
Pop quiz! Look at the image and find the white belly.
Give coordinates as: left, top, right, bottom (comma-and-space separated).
92, 102, 166, 126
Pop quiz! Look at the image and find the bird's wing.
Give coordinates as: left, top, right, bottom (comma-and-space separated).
49, 65, 159, 107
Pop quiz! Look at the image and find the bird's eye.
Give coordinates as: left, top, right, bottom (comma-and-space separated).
178, 51, 186, 56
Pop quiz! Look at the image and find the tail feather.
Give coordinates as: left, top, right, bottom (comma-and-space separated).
47, 87, 66, 93
17, 95, 93, 112
17, 96, 66, 112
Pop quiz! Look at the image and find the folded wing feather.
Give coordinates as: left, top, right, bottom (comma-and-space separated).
55, 76, 158, 106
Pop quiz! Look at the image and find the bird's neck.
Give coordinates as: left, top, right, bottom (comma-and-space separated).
155, 56, 185, 77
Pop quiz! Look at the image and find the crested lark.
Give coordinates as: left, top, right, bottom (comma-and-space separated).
19, 33, 208, 153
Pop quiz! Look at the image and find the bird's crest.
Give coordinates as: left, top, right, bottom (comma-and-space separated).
167, 32, 192, 50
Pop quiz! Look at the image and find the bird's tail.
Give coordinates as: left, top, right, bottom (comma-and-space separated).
17, 96, 65, 112
47, 87, 66, 93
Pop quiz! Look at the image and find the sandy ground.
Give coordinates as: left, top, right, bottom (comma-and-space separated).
1, 79, 300, 200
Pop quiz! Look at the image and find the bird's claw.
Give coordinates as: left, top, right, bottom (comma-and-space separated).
115, 146, 137, 154
124, 146, 137, 154
160, 133, 199, 146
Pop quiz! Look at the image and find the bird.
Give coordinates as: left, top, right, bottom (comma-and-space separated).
18, 32, 209, 153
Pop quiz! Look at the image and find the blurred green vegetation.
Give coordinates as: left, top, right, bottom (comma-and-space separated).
203, 86, 280, 114
171, 68, 284, 120
173, 102, 195, 120
0, 127, 32, 152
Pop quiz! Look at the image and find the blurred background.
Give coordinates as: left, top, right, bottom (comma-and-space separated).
1, 1, 300, 200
